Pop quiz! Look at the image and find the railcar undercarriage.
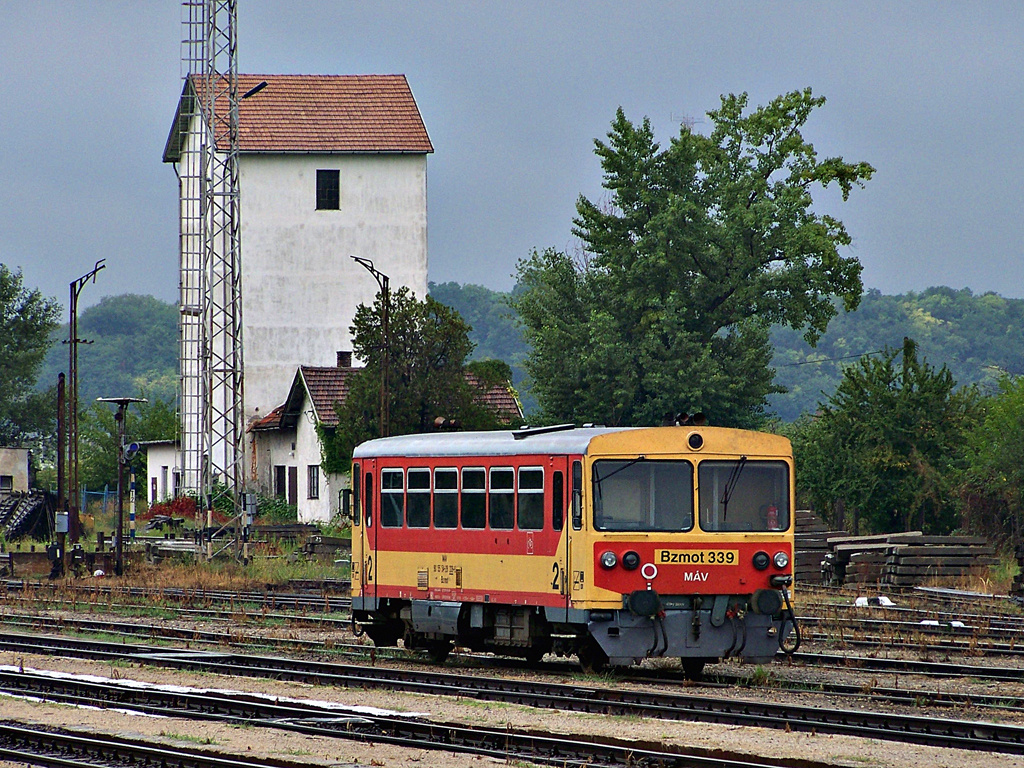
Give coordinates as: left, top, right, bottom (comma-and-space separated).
353, 590, 796, 675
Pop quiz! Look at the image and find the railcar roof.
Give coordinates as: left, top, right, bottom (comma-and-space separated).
352, 427, 632, 458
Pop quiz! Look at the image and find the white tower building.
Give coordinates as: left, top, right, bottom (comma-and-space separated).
163, 74, 432, 492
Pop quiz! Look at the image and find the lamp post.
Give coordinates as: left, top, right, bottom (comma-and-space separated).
351, 256, 390, 437
66, 260, 105, 542
96, 397, 146, 576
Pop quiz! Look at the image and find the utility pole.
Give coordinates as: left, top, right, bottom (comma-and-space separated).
351, 256, 390, 437
96, 397, 146, 576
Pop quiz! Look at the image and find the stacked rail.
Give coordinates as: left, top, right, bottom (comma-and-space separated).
823, 532, 998, 587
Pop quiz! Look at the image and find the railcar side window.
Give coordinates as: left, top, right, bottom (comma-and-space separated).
489, 467, 515, 530
571, 461, 582, 530
461, 468, 486, 529
351, 463, 360, 526
407, 468, 431, 528
364, 471, 374, 527
517, 467, 544, 530
434, 468, 458, 528
552, 470, 564, 531
592, 459, 693, 532
697, 459, 790, 532
381, 469, 405, 527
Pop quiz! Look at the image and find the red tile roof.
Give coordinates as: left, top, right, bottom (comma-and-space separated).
299, 366, 359, 428
465, 372, 524, 425
250, 365, 522, 432
164, 74, 432, 162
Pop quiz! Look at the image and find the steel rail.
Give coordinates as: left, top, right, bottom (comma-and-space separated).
798, 629, 1024, 657
798, 614, 1024, 641
785, 651, 1024, 681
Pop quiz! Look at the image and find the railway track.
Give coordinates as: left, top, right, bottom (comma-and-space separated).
1, 630, 1021, 753
0, 673, 837, 768
0, 720, 314, 768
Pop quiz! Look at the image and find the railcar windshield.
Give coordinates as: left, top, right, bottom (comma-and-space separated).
592, 459, 693, 531
697, 459, 789, 532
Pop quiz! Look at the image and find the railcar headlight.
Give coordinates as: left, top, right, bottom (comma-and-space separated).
600, 550, 618, 569
773, 551, 790, 570
621, 550, 641, 571
752, 551, 770, 571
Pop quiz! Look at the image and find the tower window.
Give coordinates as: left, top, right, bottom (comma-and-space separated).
316, 169, 340, 210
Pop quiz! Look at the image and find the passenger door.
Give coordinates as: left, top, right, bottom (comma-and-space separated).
551, 457, 570, 621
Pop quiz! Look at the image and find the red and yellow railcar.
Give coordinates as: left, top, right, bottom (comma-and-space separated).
350, 424, 797, 674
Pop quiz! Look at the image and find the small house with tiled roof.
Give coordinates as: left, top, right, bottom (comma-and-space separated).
249, 353, 523, 523
164, 74, 433, 427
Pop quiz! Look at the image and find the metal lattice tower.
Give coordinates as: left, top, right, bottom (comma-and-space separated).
179, 0, 245, 531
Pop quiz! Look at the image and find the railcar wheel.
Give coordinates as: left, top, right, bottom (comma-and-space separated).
576, 638, 609, 673
426, 639, 453, 663
681, 658, 706, 681
364, 621, 403, 648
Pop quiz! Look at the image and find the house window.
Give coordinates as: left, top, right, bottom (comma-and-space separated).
316, 169, 340, 210
274, 465, 286, 498
0, 475, 12, 493
307, 465, 320, 500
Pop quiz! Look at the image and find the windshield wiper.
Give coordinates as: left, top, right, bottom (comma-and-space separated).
720, 456, 747, 520
593, 456, 646, 500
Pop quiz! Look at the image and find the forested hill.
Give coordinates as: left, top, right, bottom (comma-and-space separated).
38, 294, 178, 406
38, 285, 1024, 422
433, 282, 1024, 422
769, 287, 1024, 420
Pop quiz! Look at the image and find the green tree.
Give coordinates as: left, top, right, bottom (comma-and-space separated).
513, 89, 874, 428
328, 289, 516, 466
792, 339, 978, 534
0, 265, 62, 448
959, 375, 1024, 545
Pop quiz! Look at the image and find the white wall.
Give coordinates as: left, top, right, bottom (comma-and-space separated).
239, 153, 428, 421
144, 444, 180, 504
0, 448, 29, 493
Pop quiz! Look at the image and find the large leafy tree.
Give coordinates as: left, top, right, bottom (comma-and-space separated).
513, 89, 874, 427
0, 265, 61, 448
326, 289, 516, 468
792, 339, 978, 535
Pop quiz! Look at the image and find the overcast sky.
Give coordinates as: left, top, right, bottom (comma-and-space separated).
3, 2, 1023, 319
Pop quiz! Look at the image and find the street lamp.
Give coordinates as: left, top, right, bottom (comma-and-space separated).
97, 396, 146, 576
350, 256, 390, 437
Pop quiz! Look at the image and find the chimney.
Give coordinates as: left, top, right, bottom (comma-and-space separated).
337, 350, 352, 368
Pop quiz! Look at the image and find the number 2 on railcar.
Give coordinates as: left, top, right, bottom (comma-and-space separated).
349, 425, 798, 675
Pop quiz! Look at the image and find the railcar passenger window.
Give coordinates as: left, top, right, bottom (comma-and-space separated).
517, 467, 544, 530
592, 459, 693, 532
381, 469, 405, 527
434, 468, 458, 528
461, 468, 486, 529
364, 472, 374, 527
352, 463, 360, 526
697, 460, 790, 532
407, 469, 431, 528
552, 470, 564, 531
489, 467, 514, 530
